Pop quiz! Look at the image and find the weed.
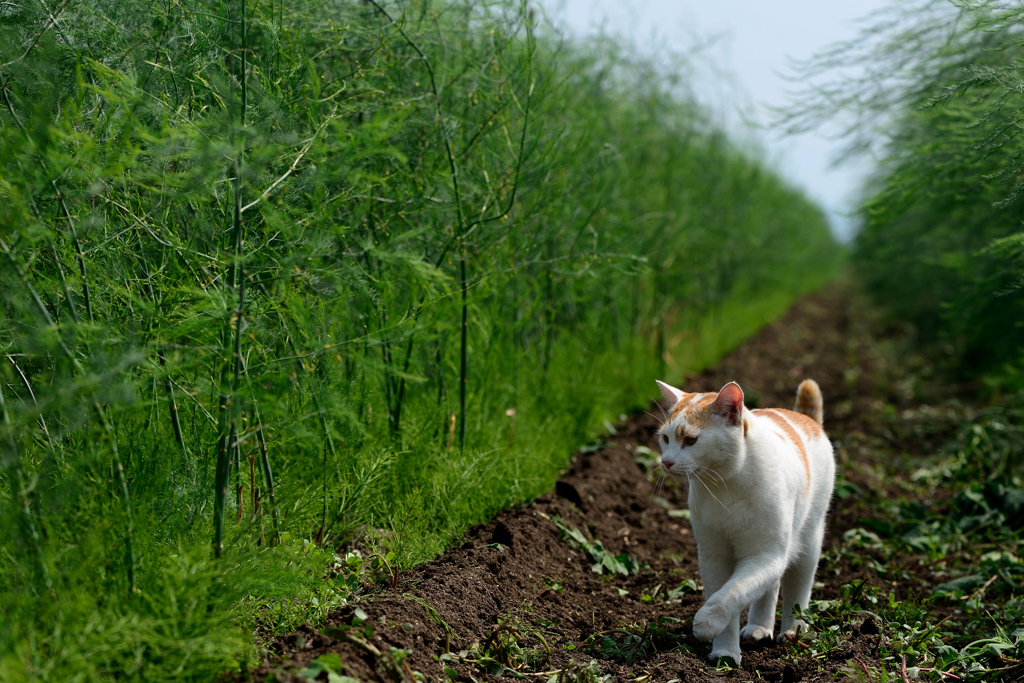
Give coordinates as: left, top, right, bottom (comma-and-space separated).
587, 617, 689, 665
439, 616, 551, 677
546, 515, 639, 577
666, 579, 700, 601
785, 465, 1024, 682
546, 659, 611, 683
401, 593, 457, 644
322, 610, 424, 683
369, 552, 400, 590
297, 653, 359, 683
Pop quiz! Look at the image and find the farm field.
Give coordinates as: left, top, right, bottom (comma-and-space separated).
0, 1, 838, 680
6, 1, 1024, 682
252, 282, 1024, 683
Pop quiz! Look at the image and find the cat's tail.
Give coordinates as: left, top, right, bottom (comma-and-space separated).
794, 379, 824, 426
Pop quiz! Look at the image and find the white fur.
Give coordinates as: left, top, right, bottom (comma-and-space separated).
656, 381, 835, 665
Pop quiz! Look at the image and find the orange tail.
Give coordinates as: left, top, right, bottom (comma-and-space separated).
794, 379, 824, 426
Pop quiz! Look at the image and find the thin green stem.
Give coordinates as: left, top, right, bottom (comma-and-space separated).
317, 400, 336, 544
212, 385, 230, 559
251, 404, 281, 546
459, 254, 468, 452
158, 348, 190, 471
53, 180, 94, 325
0, 379, 52, 597
48, 238, 79, 324
215, 0, 249, 559
94, 402, 136, 596
7, 355, 57, 458
231, 0, 249, 530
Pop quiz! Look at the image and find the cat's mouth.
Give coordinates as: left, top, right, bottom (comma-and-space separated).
660, 461, 688, 478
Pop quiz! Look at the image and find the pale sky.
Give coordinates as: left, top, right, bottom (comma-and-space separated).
541, 0, 893, 240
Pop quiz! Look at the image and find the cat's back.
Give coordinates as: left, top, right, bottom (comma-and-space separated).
749, 407, 829, 451
751, 379, 827, 446
748, 405, 834, 497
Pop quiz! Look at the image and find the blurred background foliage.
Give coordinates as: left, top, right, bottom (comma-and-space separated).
783, 0, 1024, 393
0, 0, 836, 678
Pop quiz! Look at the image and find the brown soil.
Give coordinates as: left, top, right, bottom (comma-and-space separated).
251, 283, 968, 683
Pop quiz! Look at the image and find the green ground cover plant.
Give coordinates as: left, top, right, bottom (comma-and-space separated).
796, 412, 1024, 682
0, 0, 836, 679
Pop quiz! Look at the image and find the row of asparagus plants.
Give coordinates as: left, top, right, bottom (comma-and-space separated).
0, 0, 837, 679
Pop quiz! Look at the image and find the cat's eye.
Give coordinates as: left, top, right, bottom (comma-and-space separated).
661, 434, 669, 445
683, 435, 698, 447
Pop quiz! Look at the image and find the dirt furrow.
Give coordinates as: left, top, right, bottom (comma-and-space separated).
253, 284, 949, 683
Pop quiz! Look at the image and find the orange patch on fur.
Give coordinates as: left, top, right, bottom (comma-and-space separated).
695, 394, 717, 410
754, 409, 811, 493
783, 409, 825, 440
669, 392, 718, 427
668, 393, 695, 419
795, 379, 824, 426
667, 393, 708, 419
686, 395, 719, 429
675, 424, 688, 442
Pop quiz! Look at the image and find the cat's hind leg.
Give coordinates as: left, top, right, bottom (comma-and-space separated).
778, 542, 822, 641
740, 580, 779, 642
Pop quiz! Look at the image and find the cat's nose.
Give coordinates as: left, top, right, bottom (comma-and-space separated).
661, 455, 676, 469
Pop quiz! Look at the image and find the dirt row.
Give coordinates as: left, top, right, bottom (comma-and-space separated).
253, 284, 958, 683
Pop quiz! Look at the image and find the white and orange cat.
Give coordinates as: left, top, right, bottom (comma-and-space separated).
655, 379, 835, 665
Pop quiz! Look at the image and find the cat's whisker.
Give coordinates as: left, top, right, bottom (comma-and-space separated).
654, 472, 667, 509
688, 469, 732, 514
636, 464, 657, 492
694, 464, 724, 483
645, 469, 666, 512
638, 462, 669, 512
649, 464, 666, 488
649, 469, 665, 505
696, 466, 727, 488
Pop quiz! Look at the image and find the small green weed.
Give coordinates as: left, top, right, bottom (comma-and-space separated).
587, 617, 688, 664
545, 659, 611, 683
666, 579, 700, 601
297, 653, 359, 683
439, 616, 552, 678
631, 445, 659, 470
322, 610, 425, 683
545, 515, 639, 577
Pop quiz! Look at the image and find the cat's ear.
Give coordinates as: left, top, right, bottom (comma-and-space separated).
712, 382, 744, 425
656, 380, 684, 405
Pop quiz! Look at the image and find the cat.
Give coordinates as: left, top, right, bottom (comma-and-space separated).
655, 378, 835, 665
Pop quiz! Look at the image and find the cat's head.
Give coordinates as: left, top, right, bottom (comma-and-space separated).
654, 380, 747, 480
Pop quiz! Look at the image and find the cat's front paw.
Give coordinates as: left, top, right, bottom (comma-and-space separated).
776, 620, 812, 643
693, 602, 729, 641
740, 624, 773, 642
